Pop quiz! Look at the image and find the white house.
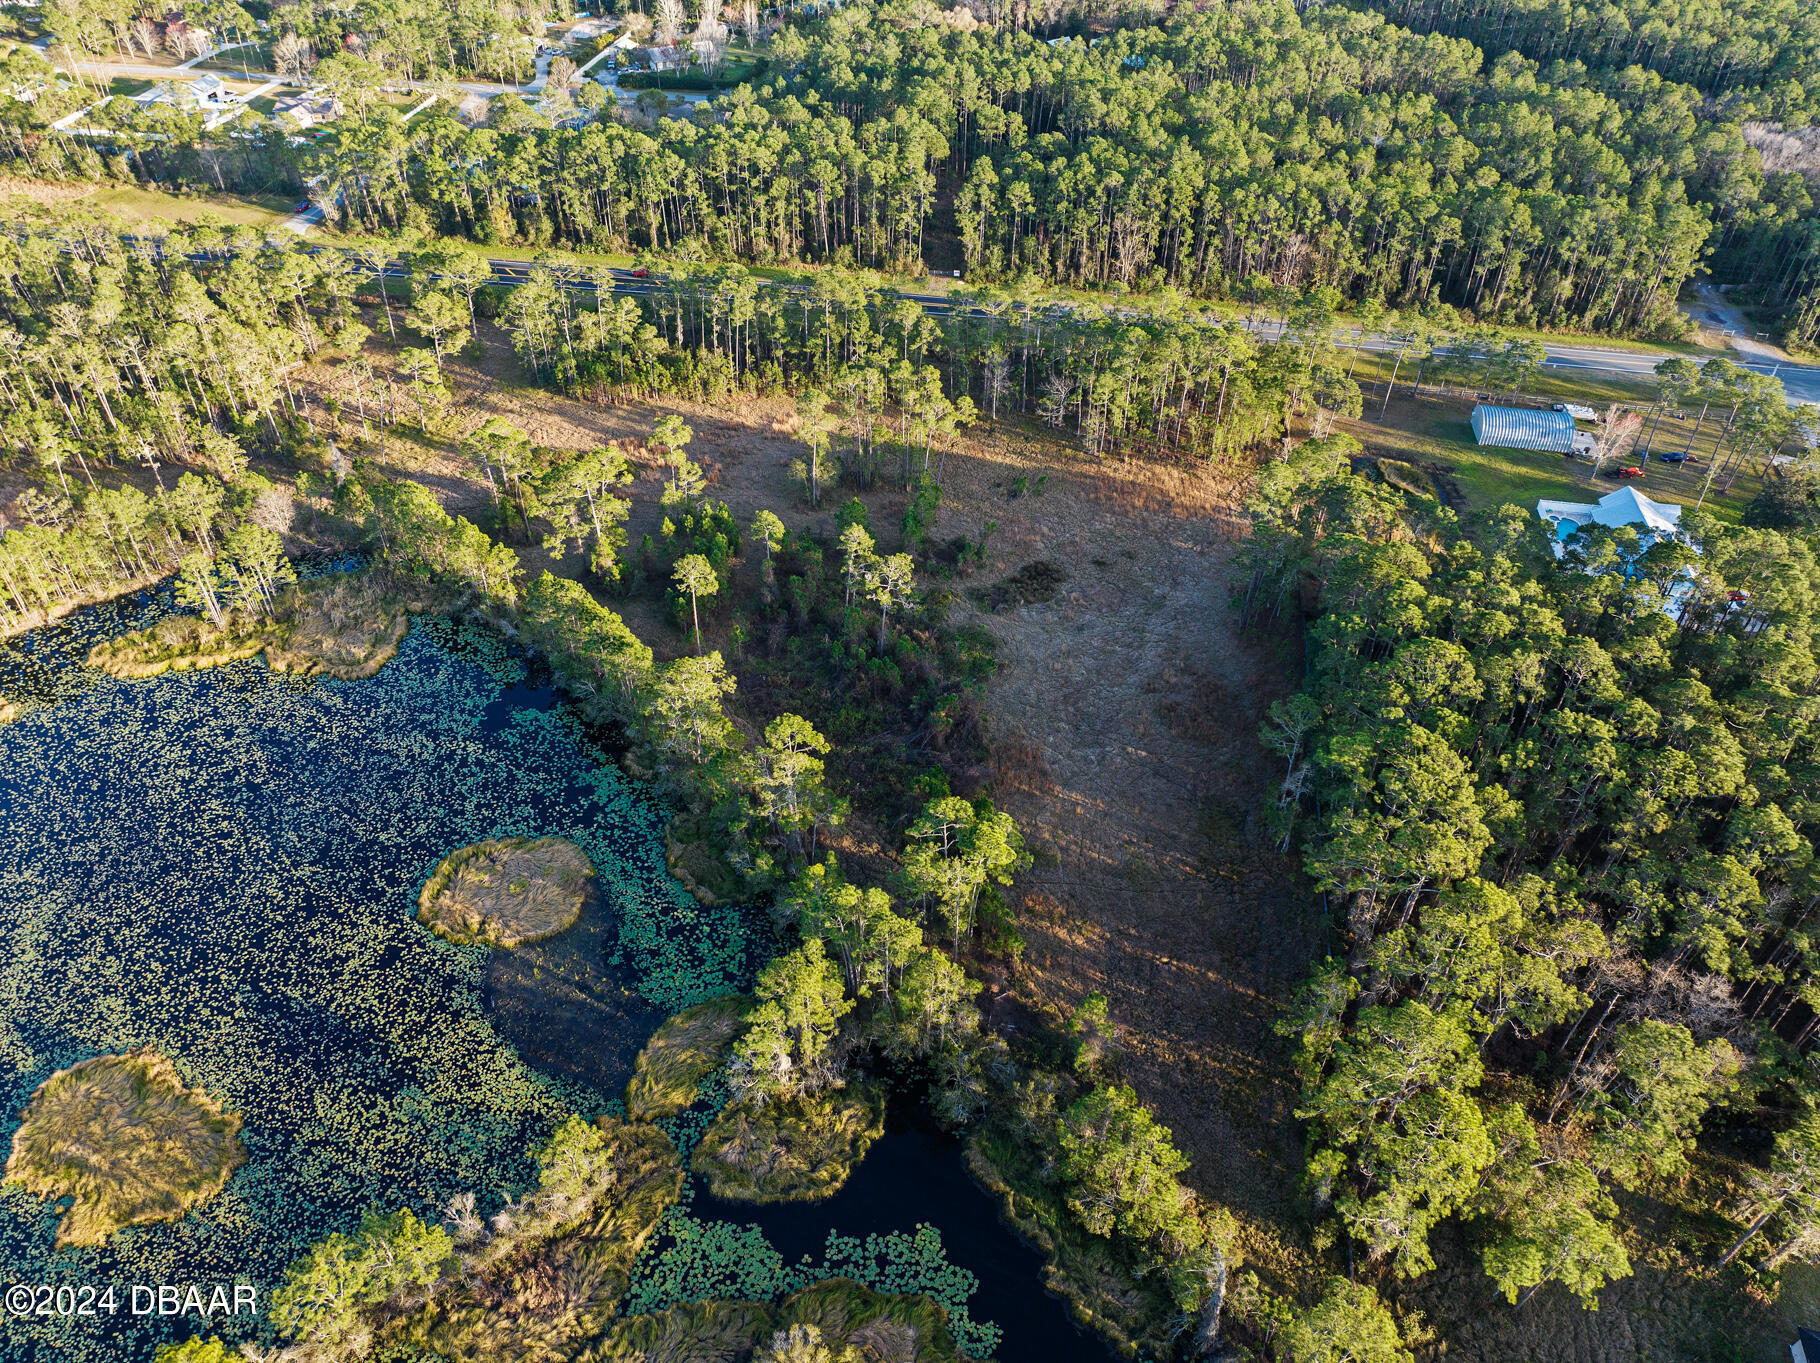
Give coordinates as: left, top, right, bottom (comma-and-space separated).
635, 43, 689, 70
138, 73, 234, 111
1473, 403, 1597, 457
1536, 486, 1697, 615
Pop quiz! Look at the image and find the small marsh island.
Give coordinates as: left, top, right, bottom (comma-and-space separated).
417, 836, 595, 948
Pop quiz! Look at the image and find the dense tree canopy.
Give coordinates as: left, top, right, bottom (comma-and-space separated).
1252, 454, 1820, 1308
7, 0, 1816, 342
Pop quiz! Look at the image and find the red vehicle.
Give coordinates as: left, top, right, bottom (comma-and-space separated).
1615, 465, 1645, 478
627, 266, 649, 278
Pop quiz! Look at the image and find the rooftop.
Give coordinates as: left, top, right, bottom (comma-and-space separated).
1472, 403, 1578, 453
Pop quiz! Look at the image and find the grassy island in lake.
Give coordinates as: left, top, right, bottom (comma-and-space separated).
4, 1050, 246, 1248
417, 836, 595, 948
624, 996, 750, 1122
87, 571, 447, 681
692, 1085, 887, 1204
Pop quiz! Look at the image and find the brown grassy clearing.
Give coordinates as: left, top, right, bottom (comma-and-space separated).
4, 1050, 245, 1248
417, 837, 594, 949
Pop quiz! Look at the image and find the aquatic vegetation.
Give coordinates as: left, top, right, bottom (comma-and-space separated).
624, 1202, 790, 1316
627, 1206, 1001, 1358
86, 570, 448, 682
4, 1051, 246, 1248
692, 1086, 887, 1204
0, 603, 743, 1360
794, 1228, 1002, 1359
591, 1282, 967, 1363
625, 997, 751, 1123
417, 836, 595, 948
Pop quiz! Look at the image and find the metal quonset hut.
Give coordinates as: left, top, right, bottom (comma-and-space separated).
1471, 404, 1578, 453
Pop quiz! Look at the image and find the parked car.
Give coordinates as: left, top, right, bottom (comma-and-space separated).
294, 201, 312, 214
1614, 465, 1645, 478
627, 266, 649, 278
1656, 450, 1693, 464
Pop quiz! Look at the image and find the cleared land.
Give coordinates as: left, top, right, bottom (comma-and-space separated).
0, 181, 292, 227
4, 1051, 246, 1247
417, 836, 594, 948
1337, 391, 1770, 523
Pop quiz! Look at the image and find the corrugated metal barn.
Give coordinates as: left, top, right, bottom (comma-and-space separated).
1471, 404, 1577, 452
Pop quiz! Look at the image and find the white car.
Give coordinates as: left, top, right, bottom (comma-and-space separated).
1553, 402, 1598, 422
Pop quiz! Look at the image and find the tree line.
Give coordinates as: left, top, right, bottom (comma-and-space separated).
1348, 0, 1820, 121
7, 0, 1817, 344
1245, 438, 1820, 1315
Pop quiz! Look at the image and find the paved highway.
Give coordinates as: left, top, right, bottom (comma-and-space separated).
472, 258, 1820, 407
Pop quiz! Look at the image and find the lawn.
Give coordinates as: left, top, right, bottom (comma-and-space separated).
106, 76, 154, 98
1339, 395, 1767, 527
1346, 347, 1664, 405
193, 40, 277, 76
83, 185, 292, 227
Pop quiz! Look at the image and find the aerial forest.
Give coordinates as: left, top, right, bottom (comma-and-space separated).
1, 0, 1816, 346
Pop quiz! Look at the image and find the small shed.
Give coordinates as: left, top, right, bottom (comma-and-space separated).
1472, 404, 1578, 453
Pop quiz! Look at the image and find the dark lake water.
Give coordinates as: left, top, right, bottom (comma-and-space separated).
0, 587, 1112, 1362
695, 1102, 1118, 1363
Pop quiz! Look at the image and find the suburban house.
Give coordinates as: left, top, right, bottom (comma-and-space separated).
634, 44, 690, 71
136, 74, 235, 112
272, 93, 342, 129
1535, 486, 1698, 614
1472, 403, 1597, 457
